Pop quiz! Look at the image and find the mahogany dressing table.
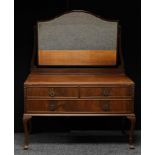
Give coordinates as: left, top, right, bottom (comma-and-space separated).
23, 11, 136, 149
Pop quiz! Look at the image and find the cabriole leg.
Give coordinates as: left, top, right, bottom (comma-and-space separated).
23, 114, 32, 150
127, 115, 136, 149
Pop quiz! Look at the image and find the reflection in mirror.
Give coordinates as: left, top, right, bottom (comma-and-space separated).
38, 11, 118, 66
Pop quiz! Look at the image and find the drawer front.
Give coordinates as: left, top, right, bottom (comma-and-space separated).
80, 87, 132, 98
25, 100, 133, 113
26, 87, 78, 98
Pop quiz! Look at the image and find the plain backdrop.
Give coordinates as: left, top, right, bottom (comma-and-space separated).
14, 0, 141, 132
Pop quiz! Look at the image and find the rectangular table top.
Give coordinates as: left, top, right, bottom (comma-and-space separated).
25, 74, 134, 85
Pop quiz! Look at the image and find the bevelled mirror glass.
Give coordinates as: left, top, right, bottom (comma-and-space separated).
37, 11, 118, 66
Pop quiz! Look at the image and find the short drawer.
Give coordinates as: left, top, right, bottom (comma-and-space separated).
26, 87, 78, 98
80, 87, 132, 98
25, 100, 133, 113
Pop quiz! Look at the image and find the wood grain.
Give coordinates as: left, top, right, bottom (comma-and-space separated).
23, 10, 136, 149
26, 100, 133, 113
25, 74, 134, 85
26, 87, 78, 98
80, 87, 132, 98
38, 50, 116, 66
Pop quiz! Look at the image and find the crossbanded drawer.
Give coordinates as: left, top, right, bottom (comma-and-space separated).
26, 87, 78, 98
80, 87, 132, 98
25, 100, 133, 113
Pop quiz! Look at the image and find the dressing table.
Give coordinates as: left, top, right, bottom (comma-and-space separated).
23, 10, 136, 149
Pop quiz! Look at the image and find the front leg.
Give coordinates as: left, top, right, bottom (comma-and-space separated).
23, 114, 32, 150
127, 115, 136, 149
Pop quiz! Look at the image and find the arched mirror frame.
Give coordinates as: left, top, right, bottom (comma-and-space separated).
31, 10, 124, 74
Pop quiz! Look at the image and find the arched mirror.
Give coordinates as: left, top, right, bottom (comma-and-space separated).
37, 11, 118, 66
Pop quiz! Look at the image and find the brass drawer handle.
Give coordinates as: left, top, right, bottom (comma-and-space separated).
48, 88, 55, 97
102, 88, 109, 96
102, 101, 110, 111
49, 102, 57, 111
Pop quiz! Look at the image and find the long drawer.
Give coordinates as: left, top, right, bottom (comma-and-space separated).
26, 86, 133, 99
25, 100, 133, 113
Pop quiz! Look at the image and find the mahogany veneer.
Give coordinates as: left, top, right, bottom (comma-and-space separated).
38, 50, 117, 66
23, 11, 136, 150
26, 100, 132, 113
24, 74, 135, 149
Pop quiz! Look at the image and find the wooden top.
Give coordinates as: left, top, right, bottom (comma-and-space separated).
25, 74, 134, 85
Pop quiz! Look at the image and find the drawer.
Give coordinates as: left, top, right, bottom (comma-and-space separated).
80, 87, 132, 98
26, 87, 78, 98
25, 100, 133, 113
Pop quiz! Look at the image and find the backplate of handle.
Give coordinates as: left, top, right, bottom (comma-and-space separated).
48, 88, 55, 97
102, 101, 110, 111
49, 101, 57, 111
102, 88, 109, 96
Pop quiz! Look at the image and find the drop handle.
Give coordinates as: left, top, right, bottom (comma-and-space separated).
102, 101, 110, 111
48, 88, 55, 97
49, 102, 57, 111
102, 88, 109, 96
